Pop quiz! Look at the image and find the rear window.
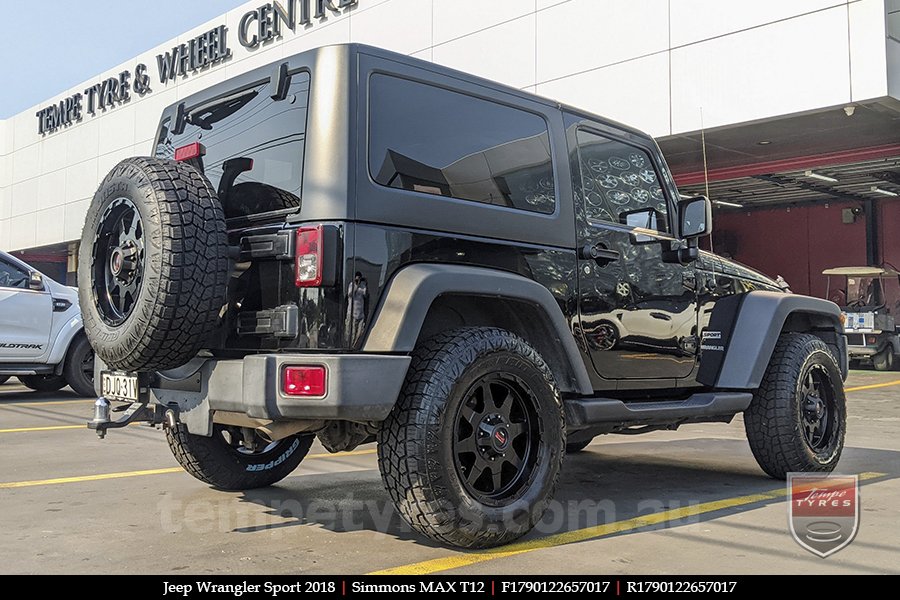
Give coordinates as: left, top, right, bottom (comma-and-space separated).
368, 74, 556, 214
155, 71, 310, 223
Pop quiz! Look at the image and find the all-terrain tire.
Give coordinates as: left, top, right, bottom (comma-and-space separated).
226, 182, 300, 219
19, 375, 67, 392
166, 424, 314, 491
378, 327, 565, 549
63, 335, 95, 397
744, 333, 846, 479
78, 157, 229, 372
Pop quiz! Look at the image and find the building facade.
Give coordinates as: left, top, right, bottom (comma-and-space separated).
1, 0, 899, 290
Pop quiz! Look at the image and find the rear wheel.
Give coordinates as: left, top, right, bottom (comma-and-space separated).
79, 157, 229, 372
744, 333, 846, 479
19, 375, 67, 392
63, 336, 95, 397
378, 327, 565, 548
872, 347, 894, 371
166, 424, 314, 491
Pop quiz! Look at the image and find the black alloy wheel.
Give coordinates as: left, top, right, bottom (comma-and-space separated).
800, 364, 839, 453
92, 197, 144, 326
453, 374, 539, 505
744, 333, 846, 478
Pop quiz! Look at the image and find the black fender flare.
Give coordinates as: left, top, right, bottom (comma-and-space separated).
699, 291, 846, 389
363, 264, 594, 395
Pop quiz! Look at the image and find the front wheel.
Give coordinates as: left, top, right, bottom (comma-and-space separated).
166, 424, 314, 491
63, 336, 95, 397
378, 327, 565, 549
744, 333, 846, 479
19, 375, 67, 392
872, 347, 894, 371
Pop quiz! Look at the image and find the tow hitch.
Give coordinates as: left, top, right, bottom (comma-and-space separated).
87, 397, 178, 439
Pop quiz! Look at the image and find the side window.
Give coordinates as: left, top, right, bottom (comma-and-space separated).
369, 74, 556, 214
0, 259, 29, 289
575, 129, 669, 233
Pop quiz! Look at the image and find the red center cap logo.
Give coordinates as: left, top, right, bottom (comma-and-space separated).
493, 428, 508, 447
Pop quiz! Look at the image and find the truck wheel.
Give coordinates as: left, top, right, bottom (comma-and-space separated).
872, 348, 894, 371
166, 424, 314, 491
19, 375, 67, 392
744, 333, 846, 479
566, 438, 593, 453
78, 157, 229, 372
378, 327, 565, 548
63, 336, 95, 397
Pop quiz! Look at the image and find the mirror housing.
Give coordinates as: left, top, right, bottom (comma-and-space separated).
28, 272, 44, 291
679, 195, 713, 240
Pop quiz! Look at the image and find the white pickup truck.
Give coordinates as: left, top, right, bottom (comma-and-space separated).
0, 250, 95, 396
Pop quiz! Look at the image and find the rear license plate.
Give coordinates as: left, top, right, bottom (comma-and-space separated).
101, 371, 140, 402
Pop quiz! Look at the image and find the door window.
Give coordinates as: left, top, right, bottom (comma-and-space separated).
0, 259, 29, 289
575, 129, 669, 232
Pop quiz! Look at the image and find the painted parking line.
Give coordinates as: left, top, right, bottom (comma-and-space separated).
0, 424, 84, 434
0, 448, 377, 490
844, 379, 900, 393
370, 471, 885, 575
0, 399, 95, 408
3, 378, 896, 429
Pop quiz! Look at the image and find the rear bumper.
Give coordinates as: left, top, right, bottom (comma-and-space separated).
847, 345, 879, 358
150, 354, 411, 423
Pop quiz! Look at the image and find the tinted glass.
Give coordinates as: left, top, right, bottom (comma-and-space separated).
156, 72, 310, 222
369, 74, 556, 214
0, 259, 29, 289
575, 129, 668, 232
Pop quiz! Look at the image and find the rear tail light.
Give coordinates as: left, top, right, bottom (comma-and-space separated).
174, 142, 206, 162
282, 366, 327, 397
295, 225, 323, 287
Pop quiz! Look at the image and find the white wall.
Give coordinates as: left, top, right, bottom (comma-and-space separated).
0, 0, 894, 251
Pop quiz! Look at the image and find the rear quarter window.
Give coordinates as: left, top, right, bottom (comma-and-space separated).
368, 74, 556, 215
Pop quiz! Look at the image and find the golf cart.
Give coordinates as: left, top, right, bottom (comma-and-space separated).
824, 266, 900, 371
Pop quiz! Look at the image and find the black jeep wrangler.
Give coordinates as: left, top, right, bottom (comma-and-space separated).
80, 44, 847, 549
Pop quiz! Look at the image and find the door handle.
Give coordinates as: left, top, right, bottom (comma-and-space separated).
580, 244, 620, 265
649, 312, 671, 321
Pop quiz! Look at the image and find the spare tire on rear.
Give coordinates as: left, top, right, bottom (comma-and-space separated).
78, 157, 229, 372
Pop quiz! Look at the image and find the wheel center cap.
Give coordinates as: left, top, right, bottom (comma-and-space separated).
110, 248, 124, 276
492, 426, 510, 451
805, 395, 825, 420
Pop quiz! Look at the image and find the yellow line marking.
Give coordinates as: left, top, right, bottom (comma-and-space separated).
0, 448, 377, 489
370, 471, 885, 575
0, 424, 83, 434
3, 378, 894, 429
0, 467, 185, 489
845, 379, 900, 393
0, 399, 95, 408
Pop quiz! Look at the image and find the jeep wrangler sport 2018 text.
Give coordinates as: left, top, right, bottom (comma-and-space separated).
80, 45, 847, 549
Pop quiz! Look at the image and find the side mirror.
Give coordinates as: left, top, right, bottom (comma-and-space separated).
679, 195, 713, 240
28, 272, 44, 291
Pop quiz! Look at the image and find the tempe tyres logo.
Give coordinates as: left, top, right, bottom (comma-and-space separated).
788, 474, 859, 557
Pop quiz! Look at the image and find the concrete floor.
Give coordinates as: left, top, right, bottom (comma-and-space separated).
0, 370, 897, 575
